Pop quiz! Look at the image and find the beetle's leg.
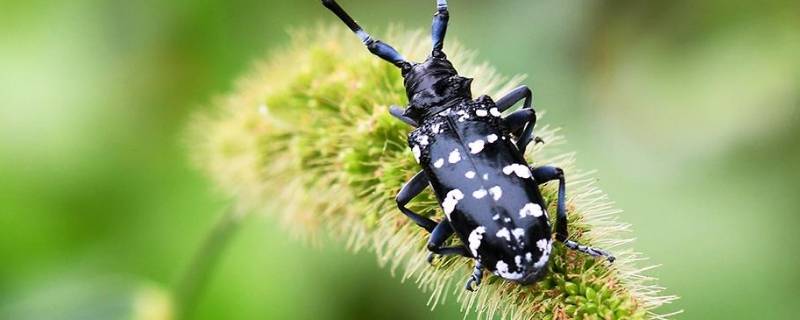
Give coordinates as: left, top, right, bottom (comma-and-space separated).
389, 105, 419, 127
431, 0, 449, 58
426, 220, 469, 264
496, 85, 543, 153
396, 170, 438, 232
531, 166, 616, 262
464, 260, 484, 292
322, 0, 411, 70
502, 108, 544, 153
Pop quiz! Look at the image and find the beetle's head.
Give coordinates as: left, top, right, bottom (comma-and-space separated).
401, 56, 473, 122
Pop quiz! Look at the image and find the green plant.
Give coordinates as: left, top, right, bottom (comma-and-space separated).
189, 25, 678, 320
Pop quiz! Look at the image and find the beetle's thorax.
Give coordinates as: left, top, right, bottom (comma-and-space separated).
402, 56, 473, 123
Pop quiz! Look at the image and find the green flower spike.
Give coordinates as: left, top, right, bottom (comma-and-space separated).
190, 26, 679, 320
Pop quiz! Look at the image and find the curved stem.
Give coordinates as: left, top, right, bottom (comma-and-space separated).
174, 207, 243, 319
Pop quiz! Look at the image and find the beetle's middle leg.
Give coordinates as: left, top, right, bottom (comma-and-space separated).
396, 170, 438, 232
531, 166, 616, 262
426, 220, 469, 263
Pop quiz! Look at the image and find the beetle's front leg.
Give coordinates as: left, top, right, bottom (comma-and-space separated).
396, 170, 438, 232
531, 166, 616, 262
502, 108, 544, 153
496, 85, 543, 153
389, 105, 419, 127
464, 260, 484, 292
426, 221, 469, 264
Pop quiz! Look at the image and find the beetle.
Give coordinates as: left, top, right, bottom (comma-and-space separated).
322, 0, 615, 291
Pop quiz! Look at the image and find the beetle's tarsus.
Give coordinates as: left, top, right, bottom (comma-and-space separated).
534, 136, 545, 145
464, 261, 483, 291
427, 253, 436, 264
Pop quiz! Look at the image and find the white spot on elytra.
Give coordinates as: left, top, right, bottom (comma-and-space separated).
488, 186, 503, 201
442, 189, 464, 217
525, 252, 533, 262
496, 228, 511, 241
412, 145, 421, 163
502, 163, 532, 179
504, 217, 511, 223
519, 203, 543, 218
475, 109, 488, 117
433, 158, 444, 168
486, 134, 498, 143
495, 260, 524, 280
431, 123, 442, 134
492, 214, 500, 220
511, 228, 525, 241
468, 226, 486, 257
534, 239, 553, 268
482, 173, 489, 180
448, 149, 461, 163
472, 188, 487, 199
490, 107, 502, 117
515, 255, 523, 268
465, 171, 476, 179
415, 135, 429, 146
468, 139, 485, 154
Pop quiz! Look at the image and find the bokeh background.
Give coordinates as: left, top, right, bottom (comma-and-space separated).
1, 1, 798, 319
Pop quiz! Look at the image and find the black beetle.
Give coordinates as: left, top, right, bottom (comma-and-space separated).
322, 0, 614, 291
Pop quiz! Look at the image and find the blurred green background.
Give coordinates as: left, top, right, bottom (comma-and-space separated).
1, 1, 798, 319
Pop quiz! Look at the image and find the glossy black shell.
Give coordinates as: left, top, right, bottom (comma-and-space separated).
408, 95, 553, 284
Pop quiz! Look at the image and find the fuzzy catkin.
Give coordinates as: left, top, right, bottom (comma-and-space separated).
190, 26, 678, 320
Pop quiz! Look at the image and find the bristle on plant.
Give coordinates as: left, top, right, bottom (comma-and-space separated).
190, 25, 679, 320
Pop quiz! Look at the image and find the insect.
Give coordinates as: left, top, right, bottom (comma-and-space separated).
322, 0, 615, 291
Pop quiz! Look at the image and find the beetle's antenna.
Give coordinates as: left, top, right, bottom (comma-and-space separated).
431, 0, 449, 58
321, 0, 411, 70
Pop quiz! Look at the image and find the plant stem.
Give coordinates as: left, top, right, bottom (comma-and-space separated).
173, 207, 242, 319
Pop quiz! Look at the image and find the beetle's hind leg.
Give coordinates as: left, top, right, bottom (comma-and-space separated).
389, 105, 418, 127
426, 221, 469, 264
396, 170, 438, 232
531, 166, 616, 262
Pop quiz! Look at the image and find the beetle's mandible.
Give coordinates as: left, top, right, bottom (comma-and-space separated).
322, 0, 615, 291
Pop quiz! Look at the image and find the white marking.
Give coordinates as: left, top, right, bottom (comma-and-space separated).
465, 171, 476, 179
482, 173, 489, 180
433, 158, 444, 168
488, 186, 503, 201
412, 145, 421, 163
515, 255, 523, 268
416, 135, 429, 146
355, 30, 370, 43
468, 139, 485, 154
431, 123, 442, 134
502, 164, 532, 179
486, 134, 498, 143
519, 203, 543, 218
504, 217, 511, 223
448, 149, 461, 163
457, 110, 469, 122
533, 239, 552, 268
442, 189, 464, 217
525, 252, 533, 262
492, 214, 500, 220
495, 260, 524, 280
496, 228, 511, 241
467, 227, 486, 257
490, 107, 502, 117
536, 239, 548, 252
475, 109, 488, 117
512, 228, 525, 241
472, 188, 487, 199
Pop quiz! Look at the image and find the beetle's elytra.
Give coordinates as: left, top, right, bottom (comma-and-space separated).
322, 0, 614, 291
